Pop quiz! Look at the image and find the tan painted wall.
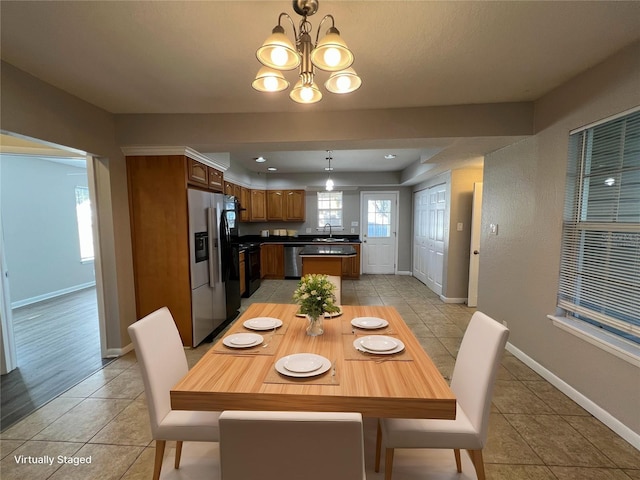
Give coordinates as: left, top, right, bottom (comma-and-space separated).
478, 42, 640, 433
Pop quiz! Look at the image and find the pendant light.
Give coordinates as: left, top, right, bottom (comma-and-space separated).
325, 151, 334, 191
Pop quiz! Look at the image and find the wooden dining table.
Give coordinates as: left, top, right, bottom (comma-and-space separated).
170, 303, 456, 419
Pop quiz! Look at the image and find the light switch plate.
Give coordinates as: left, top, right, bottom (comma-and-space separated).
351, 221, 358, 227
489, 223, 498, 235
305, 227, 312, 233
457, 222, 464, 231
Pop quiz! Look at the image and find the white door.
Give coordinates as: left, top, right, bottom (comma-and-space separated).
412, 189, 429, 284
467, 182, 483, 307
426, 184, 447, 295
361, 192, 398, 275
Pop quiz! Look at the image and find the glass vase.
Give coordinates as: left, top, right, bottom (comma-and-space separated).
306, 314, 324, 336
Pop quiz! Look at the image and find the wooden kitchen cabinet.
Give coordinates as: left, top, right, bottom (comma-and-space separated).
285, 189, 305, 221
208, 167, 223, 192
266, 189, 306, 221
260, 244, 284, 279
224, 181, 235, 195
128, 154, 198, 346
187, 158, 208, 187
250, 189, 267, 222
267, 190, 285, 220
341, 243, 361, 279
240, 187, 250, 222
239, 250, 246, 296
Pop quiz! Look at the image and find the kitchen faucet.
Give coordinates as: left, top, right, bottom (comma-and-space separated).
324, 223, 333, 238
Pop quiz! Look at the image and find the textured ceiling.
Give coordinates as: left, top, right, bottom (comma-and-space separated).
2, 1, 639, 176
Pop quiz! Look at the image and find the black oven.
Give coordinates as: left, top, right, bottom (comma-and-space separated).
240, 242, 261, 297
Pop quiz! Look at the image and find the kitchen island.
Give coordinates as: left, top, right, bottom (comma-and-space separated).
299, 244, 357, 277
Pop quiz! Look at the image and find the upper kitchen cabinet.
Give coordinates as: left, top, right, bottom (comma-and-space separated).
285, 190, 305, 221
207, 166, 223, 192
240, 187, 250, 222
266, 189, 306, 222
250, 189, 267, 222
186, 157, 223, 193
187, 158, 208, 187
224, 180, 235, 195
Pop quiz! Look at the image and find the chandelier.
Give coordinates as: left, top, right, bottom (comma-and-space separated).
252, 0, 362, 104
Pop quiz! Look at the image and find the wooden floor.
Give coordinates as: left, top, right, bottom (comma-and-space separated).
0, 287, 112, 431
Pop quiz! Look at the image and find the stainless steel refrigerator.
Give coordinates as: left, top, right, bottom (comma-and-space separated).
188, 189, 241, 346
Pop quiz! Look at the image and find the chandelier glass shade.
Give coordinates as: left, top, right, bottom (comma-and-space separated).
253, 0, 361, 104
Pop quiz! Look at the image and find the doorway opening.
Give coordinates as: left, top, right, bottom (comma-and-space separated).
0, 135, 108, 430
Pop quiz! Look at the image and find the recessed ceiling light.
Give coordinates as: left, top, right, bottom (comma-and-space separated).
255, 156, 267, 163
267, 167, 277, 171
324, 167, 334, 171
384, 154, 397, 160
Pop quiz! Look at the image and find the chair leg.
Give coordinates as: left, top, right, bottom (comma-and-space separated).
153, 440, 166, 480
454, 449, 462, 473
175, 440, 183, 469
375, 420, 382, 472
467, 449, 485, 480
384, 448, 395, 480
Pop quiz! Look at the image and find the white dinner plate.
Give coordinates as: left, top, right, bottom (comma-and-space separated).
243, 317, 283, 331
351, 317, 389, 330
353, 336, 405, 355
222, 333, 263, 348
283, 353, 324, 373
275, 354, 331, 378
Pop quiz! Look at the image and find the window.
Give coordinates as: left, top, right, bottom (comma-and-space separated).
317, 191, 343, 228
557, 109, 640, 345
366, 199, 391, 237
75, 186, 94, 262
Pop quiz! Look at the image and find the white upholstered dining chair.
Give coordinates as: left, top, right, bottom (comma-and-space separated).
375, 311, 509, 480
128, 307, 220, 480
219, 411, 366, 480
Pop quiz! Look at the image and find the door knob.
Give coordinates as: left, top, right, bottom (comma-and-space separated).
473, 250, 479, 255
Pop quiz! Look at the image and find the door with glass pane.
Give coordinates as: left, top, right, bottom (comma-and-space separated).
361, 192, 397, 274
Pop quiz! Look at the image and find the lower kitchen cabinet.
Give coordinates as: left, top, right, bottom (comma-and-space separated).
342, 243, 361, 279
260, 244, 284, 279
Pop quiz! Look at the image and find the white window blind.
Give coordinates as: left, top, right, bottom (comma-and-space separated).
317, 191, 343, 228
558, 109, 640, 344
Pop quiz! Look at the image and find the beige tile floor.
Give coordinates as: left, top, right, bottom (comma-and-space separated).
1, 275, 638, 480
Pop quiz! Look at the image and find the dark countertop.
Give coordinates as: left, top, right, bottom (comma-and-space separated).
299, 245, 357, 256
238, 235, 361, 245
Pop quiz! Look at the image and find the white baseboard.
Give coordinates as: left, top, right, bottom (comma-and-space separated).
396, 270, 412, 276
11, 281, 96, 309
506, 342, 640, 450
105, 342, 134, 358
439, 295, 467, 304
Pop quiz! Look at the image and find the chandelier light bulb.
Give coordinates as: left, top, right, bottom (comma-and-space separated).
326, 178, 334, 191
323, 47, 342, 68
300, 86, 314, 102
336, 75, 351, 91
270, 46, 289, 67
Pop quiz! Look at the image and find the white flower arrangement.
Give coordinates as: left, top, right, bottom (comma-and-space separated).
292, 274, 340, 319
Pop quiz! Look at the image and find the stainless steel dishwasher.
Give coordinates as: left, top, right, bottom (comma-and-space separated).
284, 245, 305, 278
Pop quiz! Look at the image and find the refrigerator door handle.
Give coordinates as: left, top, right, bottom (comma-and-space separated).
207, 207, 219, 288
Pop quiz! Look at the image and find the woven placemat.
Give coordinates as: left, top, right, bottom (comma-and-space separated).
263, 361, 340, 385
342, 335, 413, 362
210, 333, 283, 356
